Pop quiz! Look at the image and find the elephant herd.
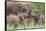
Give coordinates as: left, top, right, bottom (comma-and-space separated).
6, 2, 45, 26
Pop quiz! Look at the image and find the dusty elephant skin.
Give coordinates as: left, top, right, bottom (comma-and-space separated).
6, 1, 32, 24
7, 15, 20, 28
6, 2, 45, 30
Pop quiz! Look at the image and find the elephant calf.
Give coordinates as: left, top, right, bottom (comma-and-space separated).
7, 15, 20, 26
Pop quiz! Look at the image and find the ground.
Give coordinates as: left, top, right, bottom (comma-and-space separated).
7, 20, 45, 31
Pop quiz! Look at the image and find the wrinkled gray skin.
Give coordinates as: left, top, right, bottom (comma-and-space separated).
6, 2, 44, 25
6, 2, 32, 24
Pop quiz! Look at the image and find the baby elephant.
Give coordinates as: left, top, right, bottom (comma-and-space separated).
7, 15, 20, 27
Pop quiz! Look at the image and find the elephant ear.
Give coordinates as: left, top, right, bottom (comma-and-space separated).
7, 1, 17, 10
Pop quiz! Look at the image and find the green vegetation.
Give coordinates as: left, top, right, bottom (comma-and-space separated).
7, 21, 45, 30
7, 2, 45, 31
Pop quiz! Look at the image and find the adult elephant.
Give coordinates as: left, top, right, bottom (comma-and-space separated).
31, 9, 42, 25
6, 1, 32, 24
